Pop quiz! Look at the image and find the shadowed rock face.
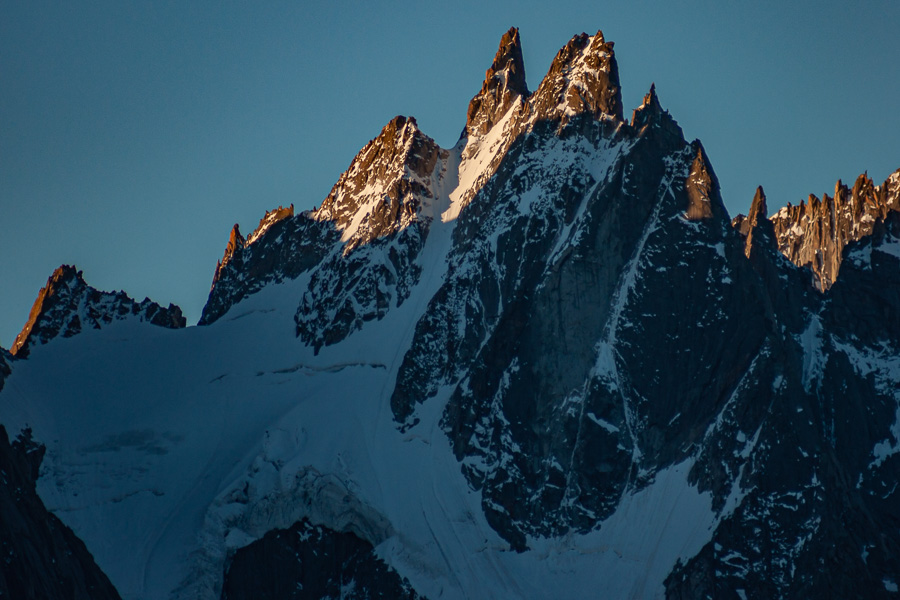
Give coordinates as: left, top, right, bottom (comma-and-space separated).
11, 265, 185, 357
222, 519, 424, 600
199, 209, 339, 325
769, 170, 900, 290
0, 425, 121, 600
0, 349, 10, 394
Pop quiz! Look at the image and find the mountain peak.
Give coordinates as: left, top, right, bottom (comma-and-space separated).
630, 83, 682, 141
226, 223, 244, 258
529, 30, 623, 126
313, 114, 444, 251
12, 266, 84, 356
684, 143, 724, 221
465, 27, 529, 137
734, 186, 778, 258
11, 265, 184, 357
749, 185, 769, 221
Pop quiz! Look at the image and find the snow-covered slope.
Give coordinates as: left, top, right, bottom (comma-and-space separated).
1, 27, 899, 600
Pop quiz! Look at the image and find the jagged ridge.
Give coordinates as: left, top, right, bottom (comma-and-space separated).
767, 170, 900, 289
12, 265, 185, 358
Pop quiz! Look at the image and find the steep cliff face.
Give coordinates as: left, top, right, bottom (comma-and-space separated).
465, 27, 529, 138
2, 26, 899, 600
0, 425, 121, 600
769, 170, 900, 289
199, 208, 337, 325
671, 207, 900, 600
222, 519, 423, 600
11, 265, 185, 358
0, 349, 10, 394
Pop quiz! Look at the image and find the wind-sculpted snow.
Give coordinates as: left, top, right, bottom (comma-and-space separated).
2, 26, 900, 600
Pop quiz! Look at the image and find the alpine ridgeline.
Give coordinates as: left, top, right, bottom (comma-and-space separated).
2, 28, 899, 600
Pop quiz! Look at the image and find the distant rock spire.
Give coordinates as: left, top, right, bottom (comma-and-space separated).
748, 186, 769, 225
737, 186, 778, 258
770, 168, 900, 290
11, 266, 82, 356
629, 83, 683, 143
211, 224, 246, 288
465, 27, 529, 137
684, 143, 724, 221
225, 224, 245, 262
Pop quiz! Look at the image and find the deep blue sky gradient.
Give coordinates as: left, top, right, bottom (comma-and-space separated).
3, 1, 899, 346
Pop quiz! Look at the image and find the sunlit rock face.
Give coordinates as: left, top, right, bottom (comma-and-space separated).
11, 265, 185, 358
767, 170, 900, 290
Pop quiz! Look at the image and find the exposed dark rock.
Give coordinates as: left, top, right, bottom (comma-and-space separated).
0, 425, 120, 599
222, 519, 424, 600
11, 265, 185, 357
684, 143, 724, 221
734, 186, 777, 258
292, 117, 448, 350
200, 211, 338, 325
0, 349, 10, 394
827, 211, 900, 344
391, 83, 774, 548
629, 84, 681, 137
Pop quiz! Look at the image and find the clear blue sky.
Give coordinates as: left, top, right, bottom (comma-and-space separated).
2, 0, 899, 347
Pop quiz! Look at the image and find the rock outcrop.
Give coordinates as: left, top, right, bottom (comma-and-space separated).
222, 519, 424, 600
770, 170, 900, 289
529, 31, 623, 126
465, 27, 529, 138
734, 186, 777, 259
0, 425, 121, 599
313, 116, 445, 252
11, 265, 185, 357
199, 209, 337, 325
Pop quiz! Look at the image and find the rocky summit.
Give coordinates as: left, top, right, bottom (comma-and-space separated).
1, 28, 899, 600
767, 171, 900, 290
11, 265, 185, 358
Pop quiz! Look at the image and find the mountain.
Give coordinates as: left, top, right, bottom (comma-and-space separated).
11, 265, 186, 358
764, 171, 900, 290
1, 27, 899, 600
